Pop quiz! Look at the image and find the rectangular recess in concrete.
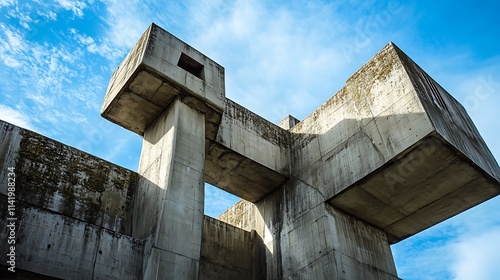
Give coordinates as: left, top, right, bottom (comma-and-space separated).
178, 52, 205, 80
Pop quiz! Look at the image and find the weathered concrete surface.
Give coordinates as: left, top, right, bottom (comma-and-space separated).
199, 216, 265, 279
100, 23, 290, 203
277, 115, 300, 130
325, 43, 500, 242
101, 23, 224, 141
0, 119, 270, 279
0, 198, 144, 279
135, 99, 205, 278
0, 120, 138, 234
399, 46, 500, 182
217, 41, 499, 278
219, 194, 400, 279
205, 99, 289, 202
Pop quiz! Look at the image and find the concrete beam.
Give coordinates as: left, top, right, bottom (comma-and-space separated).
205, 99, 289, 202
309, 43, 500, 243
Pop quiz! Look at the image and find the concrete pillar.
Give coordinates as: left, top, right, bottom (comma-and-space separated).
133, 99, 205, 279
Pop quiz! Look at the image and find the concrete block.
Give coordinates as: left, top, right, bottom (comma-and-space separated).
277, 115, 300, 130
205, 99, 289, 202
101, 23, 225, 140
328, 43, 500, 243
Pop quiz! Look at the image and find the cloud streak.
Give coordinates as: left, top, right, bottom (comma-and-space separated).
0, 105, 35, 131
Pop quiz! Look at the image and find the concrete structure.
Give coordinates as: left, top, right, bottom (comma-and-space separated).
1, 23, 499, 279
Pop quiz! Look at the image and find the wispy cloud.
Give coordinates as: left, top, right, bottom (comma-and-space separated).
54, 0, 87, 18
69, 28, 120, 60
452, 227, 500, 280
0, 0, 14, 8
393, 196, 500, 280
103, 0, 151, 49
0, 105, 35, 131
0, 23, 27, 67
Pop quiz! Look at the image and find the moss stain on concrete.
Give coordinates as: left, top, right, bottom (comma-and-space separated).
14, 128, 137, 233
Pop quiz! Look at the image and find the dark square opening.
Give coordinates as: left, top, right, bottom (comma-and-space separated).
177, 53, 205, 81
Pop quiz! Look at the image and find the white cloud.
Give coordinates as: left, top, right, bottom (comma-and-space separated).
178, 0, 346, 121
6, 9, 34, 30
37, 10, 57, 21
175, 0, 412, 123
0, 24, 27, 67
102, 136, 128, 162
0, 105, 35, 130
0, 0, 14, 7
70, 28, 120, 59
55, 0, 87, 18
452, 228, 500, 280
103, 0, 150, 49
392, 197, 500, 279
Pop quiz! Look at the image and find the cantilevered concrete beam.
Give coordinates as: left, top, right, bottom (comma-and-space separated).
205, 99, 289, 202
286, 43, 500, 243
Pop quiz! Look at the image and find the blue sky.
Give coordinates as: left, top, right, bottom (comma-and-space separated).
0, 1, 499, 279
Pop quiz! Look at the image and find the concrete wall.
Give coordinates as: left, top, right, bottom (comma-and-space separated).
0, 120, 267, 279
219, 184, 400, 279
200, 216, 265, 280
0, 199, 144, 279
0, 120, 143, 279
0, 120, 138, 234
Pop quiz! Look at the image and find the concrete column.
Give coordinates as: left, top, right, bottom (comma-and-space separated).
133, 99, 205, 279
